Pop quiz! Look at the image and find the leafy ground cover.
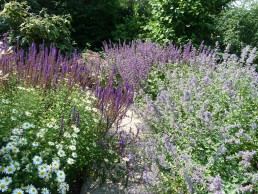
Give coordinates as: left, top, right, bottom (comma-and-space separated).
0, 38, 257, 193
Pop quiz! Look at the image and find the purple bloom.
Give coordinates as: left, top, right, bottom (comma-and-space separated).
209, 175, 223, 193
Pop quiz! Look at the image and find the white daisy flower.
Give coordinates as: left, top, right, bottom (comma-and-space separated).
11, 116, 17, 121
32, 142, 39, 147
0, 146, 8, 154
85, 106, 91, 111
44, 174, 52, 182
4, 164, 15, 174
12, 188, 24, 194
0, 180, 8, 192
92, 108, 98, 112
56, 170, 66, 182
63, 132, 71, 138
46, 123, 53, 128
72, 125, 80, 133
72, 152, 77, 158
3, 154, 12, 160
67, 158, 75, 165
93, 118, 98, 123
38, 164, 49, 171
6, 142, 15, 149
22, 122, 32, 129
50, 118, 57, 123
41, 188, 50, 194
25, 185, 34, 192
33, 156, 42, 165
25, 164, 33, 172
2, 98, 9, 104
59, 182, 69, 191
12, 128, 23, 135
36, 132, 44, 138
71, 133, 78, 138
54, 125, 59, 129
10, 135, 19, 141
21, 157, 28, 164
1, 176, 12, 185
28, 186, 38, 194
38, 170, 47, 178
13, 161, 20, 170
56, 144, 63, 149
69, 145, 76, 151
12, 146, 19, 153
57, 149, 66, 157
18, 128, 23, 134
25, 111, 32, 117
51, 159, 60, 170
48, 141, 54, 146
19, 138, 27, 145
56, 170, 65, 178
12, 109, 18, 114
70, 139, 76, 145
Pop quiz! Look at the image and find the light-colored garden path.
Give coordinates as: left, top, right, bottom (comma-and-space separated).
80, 108, 149, 194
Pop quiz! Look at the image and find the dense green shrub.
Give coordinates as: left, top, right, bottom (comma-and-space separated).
216, 0, 258, 55
0, 0, 150, 50
111, 0, 150, 42
0, 1, 73, 51
142, 0, 233, 45
23, 0, 135, 50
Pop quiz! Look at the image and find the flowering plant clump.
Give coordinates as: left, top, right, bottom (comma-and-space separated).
103, 40, 237, 90
0, 82, 101, 193
138, 45, 258, 193
0, 38, 136, 193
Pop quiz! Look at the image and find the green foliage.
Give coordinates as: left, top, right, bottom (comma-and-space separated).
143, 0, 233, 45
143, 66, 168, 101
216, 1, 258, 54
1, 0, 149, 50
27, 0, 133, 50
0, 1, 73, 52
112, 0, 150, 42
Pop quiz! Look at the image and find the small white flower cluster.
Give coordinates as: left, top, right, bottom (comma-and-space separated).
0, 119, 79, 194
55, 125, 79, 166
0, 176, 12, 192
43, 118, 59, 129
1, 98, 9, 104
22, 122, 35, 130
17, 86, 35, 92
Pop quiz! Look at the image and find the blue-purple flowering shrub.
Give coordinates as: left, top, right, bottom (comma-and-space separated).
103, 40, 238, 92
137, 45, 258, 193
0, 40, 137, 193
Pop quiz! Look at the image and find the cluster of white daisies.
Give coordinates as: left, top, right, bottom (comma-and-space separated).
0, 107, 81, 193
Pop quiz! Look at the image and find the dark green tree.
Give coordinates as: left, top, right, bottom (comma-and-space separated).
0, 0, 139, 50
0, 1, 74, 51
26, 0, 134, 50
216, 0, 258, 54
143, 0, 233, 45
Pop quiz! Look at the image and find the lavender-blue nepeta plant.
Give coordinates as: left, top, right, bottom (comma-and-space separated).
103, 40, 231, 90
137, 44, 258, 193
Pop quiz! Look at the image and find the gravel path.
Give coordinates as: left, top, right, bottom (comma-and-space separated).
80, 108, 150, 194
